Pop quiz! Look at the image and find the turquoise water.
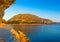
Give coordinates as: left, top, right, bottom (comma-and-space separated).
25, 24, 60, 42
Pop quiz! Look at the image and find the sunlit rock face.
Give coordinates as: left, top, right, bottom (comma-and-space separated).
0, 0, 15, 10
0, 0, 15, 23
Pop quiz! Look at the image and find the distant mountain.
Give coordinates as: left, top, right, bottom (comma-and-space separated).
7, 14, 52, 24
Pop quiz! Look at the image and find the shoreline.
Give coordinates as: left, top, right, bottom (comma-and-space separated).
8, 24, 51, 26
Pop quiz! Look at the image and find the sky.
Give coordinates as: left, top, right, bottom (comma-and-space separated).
4, 0, 60, 22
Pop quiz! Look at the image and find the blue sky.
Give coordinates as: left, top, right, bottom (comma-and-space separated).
4, 0, 60, 22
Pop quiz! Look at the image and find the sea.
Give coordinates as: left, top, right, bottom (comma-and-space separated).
0, 24, 60, 42
22, 24, 60, 42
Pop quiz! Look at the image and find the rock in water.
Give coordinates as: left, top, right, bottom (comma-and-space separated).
0, 24, 29, 42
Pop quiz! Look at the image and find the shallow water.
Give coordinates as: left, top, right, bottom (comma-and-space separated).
0, 28, 16, 42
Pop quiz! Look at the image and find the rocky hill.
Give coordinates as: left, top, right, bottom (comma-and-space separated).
7, 14, 52, 24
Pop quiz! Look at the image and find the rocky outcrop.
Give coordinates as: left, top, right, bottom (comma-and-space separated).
0, 0, 15, 23
7, 14, 52, 24
0, 0, 15, 10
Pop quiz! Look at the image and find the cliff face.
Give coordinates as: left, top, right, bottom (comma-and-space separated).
0, 0, 15, 23
0, 0, 15, 10
7, 14, 52, 24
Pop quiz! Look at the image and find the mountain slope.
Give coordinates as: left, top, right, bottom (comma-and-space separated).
7, 14, 52, 24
